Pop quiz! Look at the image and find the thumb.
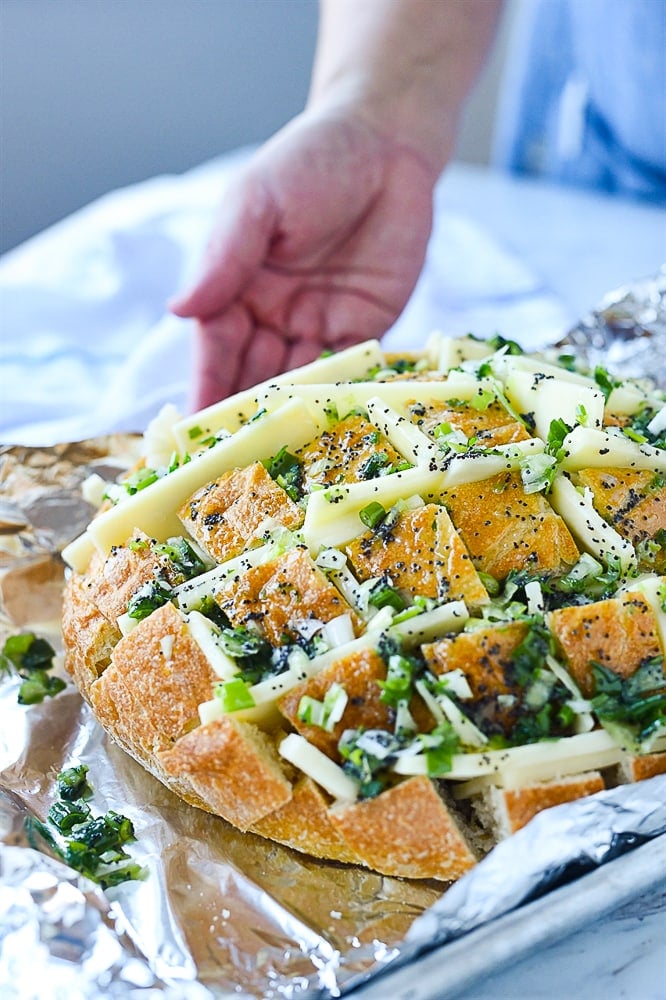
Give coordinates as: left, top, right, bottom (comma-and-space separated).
169, 173, 279, 320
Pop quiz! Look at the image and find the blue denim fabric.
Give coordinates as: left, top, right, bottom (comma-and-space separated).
492, 0, 666, 203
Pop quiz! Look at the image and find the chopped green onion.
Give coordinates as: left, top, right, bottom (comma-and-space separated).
58, 764, 92, 801
215, 677, 256, 712
359, 501, 386, 529
368, 579, 406, 612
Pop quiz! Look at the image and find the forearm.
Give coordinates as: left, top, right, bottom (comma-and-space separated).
308, 0, 504, 173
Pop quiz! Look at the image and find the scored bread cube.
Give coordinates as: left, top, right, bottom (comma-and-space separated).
548, 590, 664, 697
81, 529, 171, 623
90, 601, 218, 757
611, 751, 666, 783
62, 573, 122, 699
345, 503, 489, 607
471, 772, 605, 838
277, 648, 433, 760
440, 471, 580, 580
328, 776, 478, 881
296, 413, 406, 488
572, 467, 666, 570
405, 398, 530, 448
216, 545, 362, 646
178, 461, 304, 563
250, 773, 362, 864
158, 716, 292, 830
422, 621, 530, 740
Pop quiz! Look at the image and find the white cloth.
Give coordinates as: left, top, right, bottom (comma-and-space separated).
0, 153, 574, 446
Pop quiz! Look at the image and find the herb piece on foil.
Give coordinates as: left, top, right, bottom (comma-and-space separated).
0, 632, 66, 704
26, 764, 146, 889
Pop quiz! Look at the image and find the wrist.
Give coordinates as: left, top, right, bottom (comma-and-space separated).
307, 0, 502, 175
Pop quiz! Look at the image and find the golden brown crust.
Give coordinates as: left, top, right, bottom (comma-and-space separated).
62, 573, 121, 701
250, 774, 363, 864
216, 545, 362, 645
328, 777, 478, 882
423, 622, 529, 738
613, 752, 666, 783
548, 590, 663, 697
574, 468, 666, 570
483, 772, 605, 836
277, 648, 432, 760
90, 602, 218, 757
80, 531, 167, 623
296, 413, 404, 487
440, 472, 580, 580
178, 462, 303, 563
345, 504, 489, 607
406, 398, 530, 448
158, 717, 293, 830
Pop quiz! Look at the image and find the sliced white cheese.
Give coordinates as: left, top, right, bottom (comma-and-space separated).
74, 398, 324, 559
141, 402, 183, 469
174, 545, 272, 612
389, 600, 469, 646
504, 369, 605, 440
116, 611, 139, 637
302, 466, 445, 550
365, 396, 439, 466
304, 630, 381, 677
560, 425, 666, 473
257, 378, 489, 421
440, 437, 545, 488
496, 353, 598, 388
393, 728, 623, 784
186, 610, 238, 679
279, 733, 358, 801
647, 405, 666, 436
436, 334, 495, 370
197, 695, 282, 729
62, 533, 98, 574
248, 664, 310, 705
606, 383, 658, 417
173, 340, 386, 447
548, 473, 636, 570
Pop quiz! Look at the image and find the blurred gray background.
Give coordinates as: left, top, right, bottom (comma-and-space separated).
0, 0, 512, 256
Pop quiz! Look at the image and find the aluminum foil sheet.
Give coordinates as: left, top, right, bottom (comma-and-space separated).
2, 277, 666, 999
554, 267, 666, 388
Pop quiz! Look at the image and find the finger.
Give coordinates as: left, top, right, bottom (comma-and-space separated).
192, 309, 292, 411
191, 306, 252, 410
170, 172, 279, 321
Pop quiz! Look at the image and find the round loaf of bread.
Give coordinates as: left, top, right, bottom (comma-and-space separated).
62, 335, 666, 881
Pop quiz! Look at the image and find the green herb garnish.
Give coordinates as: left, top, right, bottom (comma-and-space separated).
127, 578, 173, 620
26, 767, 145, 889
359, 501, 387, 530
263, 446, 304, 502
1, 632, 66, 704
153, 536, 206, 581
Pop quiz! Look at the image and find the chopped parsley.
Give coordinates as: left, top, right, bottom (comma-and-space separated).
153, 536, 207, 581
593, 365, 622, 402
127, 578, 174, 620
263, 446, 304, 502
1, 632, 66, 704
26, 766, 145, 889
590, 656, 666, 748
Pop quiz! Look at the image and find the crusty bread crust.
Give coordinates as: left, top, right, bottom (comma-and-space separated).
61, 339, 666, 882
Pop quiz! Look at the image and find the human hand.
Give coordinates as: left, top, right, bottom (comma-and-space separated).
170, 108, 439, 409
